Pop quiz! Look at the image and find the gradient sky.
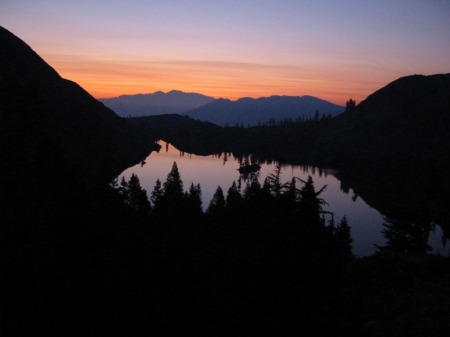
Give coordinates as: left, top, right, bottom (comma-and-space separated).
1, 0, 449, 105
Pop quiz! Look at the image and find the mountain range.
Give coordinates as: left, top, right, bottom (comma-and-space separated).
100, 90, 214, 117
183, 95, 344, 126
101, 90, 344, 126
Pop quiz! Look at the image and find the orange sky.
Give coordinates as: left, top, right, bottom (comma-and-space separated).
44, 55, 384, 104
2, 1, 450, 106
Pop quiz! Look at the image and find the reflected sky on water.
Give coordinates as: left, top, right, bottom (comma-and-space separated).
120, 141, 448, 257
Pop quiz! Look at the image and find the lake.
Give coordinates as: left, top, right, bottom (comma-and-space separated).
119, 141, 448, 257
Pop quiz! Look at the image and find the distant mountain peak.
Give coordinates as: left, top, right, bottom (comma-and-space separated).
100, 90, 215, 117
184, 95, 344, 127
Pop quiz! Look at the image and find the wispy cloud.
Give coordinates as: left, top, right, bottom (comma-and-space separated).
39, 53, 428, 104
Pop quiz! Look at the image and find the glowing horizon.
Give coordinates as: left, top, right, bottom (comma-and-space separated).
2, 1, 449, 106
35, 52, 385, 105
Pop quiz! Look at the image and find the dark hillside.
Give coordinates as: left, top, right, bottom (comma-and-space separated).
327, 74, 450, 166
0, 26, 158, 336
0, 26, 158, 183
318, 74, 450, 224
128, 114, 234, 155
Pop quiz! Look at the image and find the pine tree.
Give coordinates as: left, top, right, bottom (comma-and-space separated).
207, 186, 226, 216
151, 179, 163, 208
299, 176, 327, 227
243, 176, 261, 200
226, 181, 242, 211
380, 217, 431, 254
266, 164, 282, 198
345, 98, 356, 112
335, 216, 353, 259
162, 161, 184, 202
186, 183, 203, 216
118, 176, 129, 200
126, 173, 151, 213
117, 173, 150, 213
283, 177, 297, 203
262, 177, 271, 196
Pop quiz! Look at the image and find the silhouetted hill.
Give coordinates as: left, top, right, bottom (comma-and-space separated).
316, 73, 450, 226
0, 25, 159, 336
0, 26, 158, 183
322, 74, 450, 168
128, 114, 229, 155
184, 95, 344, 126
100, 90, 214, 117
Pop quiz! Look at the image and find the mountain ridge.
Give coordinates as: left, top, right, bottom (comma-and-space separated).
101, 88, 344, 126
183, 94, 344, 126
0, 25, 158, 183
100, 90, 215, 117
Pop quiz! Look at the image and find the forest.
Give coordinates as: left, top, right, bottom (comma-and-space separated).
112, 162, 354, 335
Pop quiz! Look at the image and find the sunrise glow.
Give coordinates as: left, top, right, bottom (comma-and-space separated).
2, 1, 449, 105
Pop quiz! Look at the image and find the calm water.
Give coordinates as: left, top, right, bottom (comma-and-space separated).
120, 141, 447, 257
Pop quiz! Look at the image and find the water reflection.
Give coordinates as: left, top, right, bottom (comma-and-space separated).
119, 141, 448, 257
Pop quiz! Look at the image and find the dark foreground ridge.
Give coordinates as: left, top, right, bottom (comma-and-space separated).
1, 26, 450, 336
0, 26, 159, 183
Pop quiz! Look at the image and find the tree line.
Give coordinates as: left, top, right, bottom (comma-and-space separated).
115, 161, 352, 260
110, 161, 356, 335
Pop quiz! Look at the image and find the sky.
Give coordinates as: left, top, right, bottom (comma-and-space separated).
1, 0, 450, 105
